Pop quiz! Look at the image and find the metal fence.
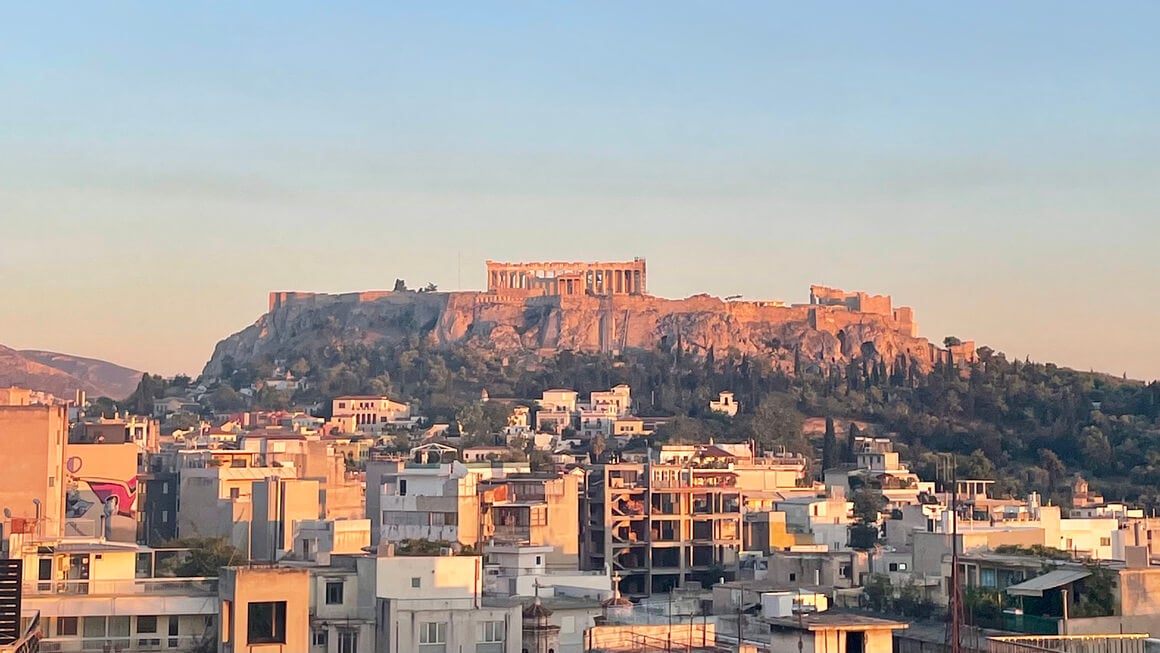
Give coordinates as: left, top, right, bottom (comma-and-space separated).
987, 634, 1149, 653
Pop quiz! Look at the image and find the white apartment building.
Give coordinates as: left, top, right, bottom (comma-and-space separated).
374, 554, 521, 653
708, 391, 738, 417
330, 396, 412, 434
7, 535, 217, 653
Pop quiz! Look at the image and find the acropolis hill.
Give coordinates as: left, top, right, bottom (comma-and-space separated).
204, 259, 972, 377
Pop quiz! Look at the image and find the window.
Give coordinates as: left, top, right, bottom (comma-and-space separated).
326, 580, 345, 605
789, 573, 796, 582
477, 620, 505, 653
83, 616, 107, 639
411, 577, 421, 588
400, 479, 408, 495
162, 482, 169, 495
1100, 537, 1112, 547
137, 616, 158, 634
161, 510, 169, 523
535, 556, 543, 566
57, 616, 79, 636
338, 630, 359, 653
419, 621, 447, 647
247, 601, 287, 644
230, 487, 241, 499
313, 629, 329, 646
48, 476, 55, 487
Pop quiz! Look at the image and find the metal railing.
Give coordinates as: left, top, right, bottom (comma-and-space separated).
23, 576, 217, 596
987, 634, 1148, 653
39, 634, 212, 653
0, 611, 41, 653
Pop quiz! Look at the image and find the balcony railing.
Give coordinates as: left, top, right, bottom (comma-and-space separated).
39, 634, 212, 653
492, 525, 532, 543
0, 611, 41, 653
23, 576, 217, 597
987, 634, 1148, 653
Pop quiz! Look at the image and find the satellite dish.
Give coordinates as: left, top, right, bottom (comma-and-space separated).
2, 508, 11, 518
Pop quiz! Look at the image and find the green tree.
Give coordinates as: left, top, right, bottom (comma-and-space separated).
844, 422, 859, 463
209, 386, 246, 412
85, 396, 119, 418
852, 489, 887, 524
164, 538, 247, 577
821, 416, 839, 472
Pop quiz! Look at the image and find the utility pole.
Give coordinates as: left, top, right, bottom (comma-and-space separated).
943, 454, 963, 653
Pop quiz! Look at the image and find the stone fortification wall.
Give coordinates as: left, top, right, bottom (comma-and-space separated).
212, 287, 945, 379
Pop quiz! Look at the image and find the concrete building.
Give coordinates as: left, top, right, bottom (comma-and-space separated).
708, 391, 738, 417
5, 534, 218, 653
176, 450, 302, 557
219, 565, 311, 653
379, 457, 481, 549
482, 473, 580, 565
775, 494, 855, 551
582, 444, 809, 597
0, 404, 67, 540
535, 390, 578, 435
583, 454, 744, 597
330, 396, 412, 434
373, 553, 521, 653
482, 544, 610, 599
768, 613, 908, 653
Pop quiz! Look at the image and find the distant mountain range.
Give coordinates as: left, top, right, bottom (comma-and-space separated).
0, 345, 142, 401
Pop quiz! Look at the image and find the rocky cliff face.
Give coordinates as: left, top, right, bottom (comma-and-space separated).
203, 290, 940, 378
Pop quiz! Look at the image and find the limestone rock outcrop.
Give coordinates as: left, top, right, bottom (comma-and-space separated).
203, 290, 942, 378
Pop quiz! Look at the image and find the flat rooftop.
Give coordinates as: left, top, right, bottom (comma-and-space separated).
768, 612, 909, 631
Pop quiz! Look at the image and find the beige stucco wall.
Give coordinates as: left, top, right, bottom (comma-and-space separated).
0, 406, 67, 538
219, 566, 310, 653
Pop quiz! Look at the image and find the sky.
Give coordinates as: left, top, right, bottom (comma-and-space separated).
2, 2, 1159, 379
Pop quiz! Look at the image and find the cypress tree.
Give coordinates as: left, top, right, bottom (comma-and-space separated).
844, 421, 860, 463
822, 416, 839, 473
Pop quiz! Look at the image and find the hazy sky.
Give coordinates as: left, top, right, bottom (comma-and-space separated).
3, 2, 1159, 379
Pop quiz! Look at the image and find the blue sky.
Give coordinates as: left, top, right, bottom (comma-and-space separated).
2, 2, 1158, 379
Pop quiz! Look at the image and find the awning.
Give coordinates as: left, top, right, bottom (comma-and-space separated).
1006, 569, 1091, 597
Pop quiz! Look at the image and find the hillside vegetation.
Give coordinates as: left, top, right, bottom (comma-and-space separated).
210, 337, 1160, 509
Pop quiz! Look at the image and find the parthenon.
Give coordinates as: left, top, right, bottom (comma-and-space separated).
485, 259, 647, 297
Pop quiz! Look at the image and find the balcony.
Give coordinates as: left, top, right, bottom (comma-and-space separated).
24, 577, 217, 597
492, 525, 532, 543
39, 635, 212, 653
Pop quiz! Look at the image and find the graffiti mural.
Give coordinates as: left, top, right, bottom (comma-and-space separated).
62, 446, 139, 541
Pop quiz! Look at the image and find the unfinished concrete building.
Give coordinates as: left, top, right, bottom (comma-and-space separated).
582, 460, 744, 597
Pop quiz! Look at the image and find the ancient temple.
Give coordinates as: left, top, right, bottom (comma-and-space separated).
485, 259, 647, 297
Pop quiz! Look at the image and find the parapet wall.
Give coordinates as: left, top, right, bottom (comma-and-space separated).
269, 290, 399, 312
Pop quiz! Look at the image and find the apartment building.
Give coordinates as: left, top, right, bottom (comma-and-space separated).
219, 565, 311, 653
583, 459, 743, 597
330, 396, 412, 434
0, 404, 67, 540
373, 553, 521, 653
6, 534, 217, 653
481, 472, 581, 565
